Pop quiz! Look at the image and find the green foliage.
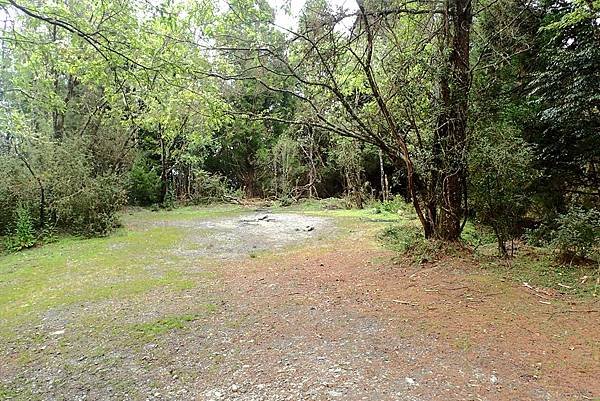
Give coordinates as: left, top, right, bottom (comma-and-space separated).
271, 135, 304, 198
127, 156, 161, 206
468, 124, 538, 255
379, 224, 424, 253
373, 195, 412, 214
551, 207, 600, 261
4, 205, 36, 252
53, 174, 126, 236
189, 170, 238, 204
527, 0, 600, 204
483, 249, 600, 297
460, 222, 496, 250
0, 0, 596, 258
133, 314, 199, 338
330, 138, 369, 208
379, 223, 444, 263
0, 185, 19, 237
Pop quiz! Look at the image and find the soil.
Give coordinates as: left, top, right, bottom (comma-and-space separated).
1, 210, 598, 401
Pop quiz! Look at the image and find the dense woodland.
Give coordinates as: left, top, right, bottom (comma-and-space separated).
0, 0, 598, 258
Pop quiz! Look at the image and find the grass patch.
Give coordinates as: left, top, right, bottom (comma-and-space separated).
132, 305, 216, 338
379, 224, 424, 253
279, 197, 410, 222
133, 314, 199, 337
0, 211, 215, 337
482, 248, 600, 297
122, 204, 245, 224
460, 221, 496, 250
377, 222, 448, 263
454, 335, 472, 352
0, 384, 18, 401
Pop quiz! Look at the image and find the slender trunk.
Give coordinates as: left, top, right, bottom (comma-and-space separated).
39, 187, 45, 229
379, 149, 387, 201
159, 134, 168, 204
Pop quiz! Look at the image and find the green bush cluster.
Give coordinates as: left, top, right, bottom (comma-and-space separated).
551, 207, 599, 261
189, 170, 239, 204
378, 224, 444, 263
3, 205, 36, 251
54, 174, 126, 236
127, 156, 161, 206
373, 195, 412, 215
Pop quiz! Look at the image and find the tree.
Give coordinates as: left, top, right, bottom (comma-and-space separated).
527, 0, 600, 208
213, 0, 475, 240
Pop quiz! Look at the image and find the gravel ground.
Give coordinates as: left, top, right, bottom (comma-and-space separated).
172, 212, 334, 259
1, 210, 598, 401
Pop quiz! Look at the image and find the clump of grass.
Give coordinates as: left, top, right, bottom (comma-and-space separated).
483, 249, 600, 297
132, 304, 217, 338
370, 195, 414, 215
454, 335, 472, 352
379, 224, 423, 253
460, 221, 496, 250
133, 314, 199, 337
0, 384, 19, 400
378, 224, 445, 263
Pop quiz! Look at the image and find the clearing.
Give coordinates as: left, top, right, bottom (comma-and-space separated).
0, 205, 598, 400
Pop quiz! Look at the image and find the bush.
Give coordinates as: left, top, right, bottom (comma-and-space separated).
127, 156, 161, 206
372, 195, 413, 215
190, 170, 238, 204
468, 124, 537, 256
379, 224, 443, 263
4, 205, 36, 251
379, 224, 423, 252
53, 174, 127, 236
0, 155, 39, 235
551, 206, 600, 261
460, 222, 496, 250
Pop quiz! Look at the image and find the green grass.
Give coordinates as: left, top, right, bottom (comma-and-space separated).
276, 197, 404, 219
132, 308, 215, 338
460, 221, 496, 249
0, 206, 247, 338
0, 384, 18, 401
122, 204, 245, 225
481, 248, 599, 297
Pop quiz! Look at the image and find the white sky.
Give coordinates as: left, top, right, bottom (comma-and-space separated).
267, 0, 358, 30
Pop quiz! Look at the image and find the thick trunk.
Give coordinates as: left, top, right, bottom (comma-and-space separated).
242, 170, 257, 198
434, 0, 472, 241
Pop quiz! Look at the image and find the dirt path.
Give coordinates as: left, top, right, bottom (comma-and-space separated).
1, 208, 598, 400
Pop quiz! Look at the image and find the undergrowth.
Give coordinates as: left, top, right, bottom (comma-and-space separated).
379, 220, 599, 297
378, 224, 446, 263
481, 250, 599, 297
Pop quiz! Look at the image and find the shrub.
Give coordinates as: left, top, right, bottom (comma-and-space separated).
551, 206, 600, 261
379, 224, 423, 253
53, 174, 127, 236
127, 156, 161, 206
468, 124, 538, 256
5, 205, 36, 251
378, 224, 442, 263
190, 170, 237, 204
372, 195, 413, 215
460, 222, 496, 251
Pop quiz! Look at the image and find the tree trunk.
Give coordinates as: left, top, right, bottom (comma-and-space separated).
379, 149, 388, 202
434, 0, 472, 241
159, 135, 168, 204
